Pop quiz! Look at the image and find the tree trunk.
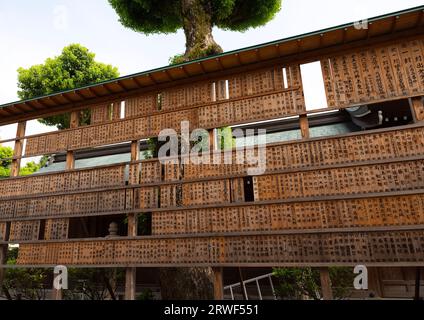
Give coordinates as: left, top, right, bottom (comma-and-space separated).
159, 267, 214, 300
181, 0, 223, 61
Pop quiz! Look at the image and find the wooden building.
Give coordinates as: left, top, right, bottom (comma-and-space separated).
1, 6, 424, 299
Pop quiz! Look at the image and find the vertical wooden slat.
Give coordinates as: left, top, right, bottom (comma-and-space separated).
10, 122, 26, 177
320, 267, 333, 300
1, 121, 26, 294
299, 115, 310, 139
213, 267, 224, 300
411, 96, 424, 121
52, 112, 78, 300
125, 140, 139, 300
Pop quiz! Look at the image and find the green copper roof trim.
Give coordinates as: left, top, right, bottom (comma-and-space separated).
1, 4, 423, 110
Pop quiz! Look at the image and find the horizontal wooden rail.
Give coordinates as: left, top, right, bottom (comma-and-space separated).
13, 229, 424, 267
0, 188, 423, 223
0, 154, 422, 202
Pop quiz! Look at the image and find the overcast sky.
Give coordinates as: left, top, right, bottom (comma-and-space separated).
1, 0, 423, 152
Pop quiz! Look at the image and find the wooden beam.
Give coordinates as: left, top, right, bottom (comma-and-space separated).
132, 77, 144, 88
368, 267, 384, 298
115, 81, 127, 91
66, 111, 79, 170
24, 101, 38, 111
209, 129, 216, 151
164, 69, 174, 81
0, 243, 6, 299
147, 73, 158, 84
125, 140, 139, 300
198, 62, 206, 74
215, 58, 224, 70
299, 115, 310, 139
213, 267, 224, 300
10, 122, 26, 177
319, 267, 333, 300
180, 66, 190, 77
101, 85, 113, 95
414, 267, 421, 301
73, 90, 86, 100
87, 88, 101, 98
411, 96, 424, 121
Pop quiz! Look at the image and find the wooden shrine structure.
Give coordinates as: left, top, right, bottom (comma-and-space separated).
1, 6, 424, 300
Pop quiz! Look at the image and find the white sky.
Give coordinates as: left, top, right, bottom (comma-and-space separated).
0, 0, 423, 156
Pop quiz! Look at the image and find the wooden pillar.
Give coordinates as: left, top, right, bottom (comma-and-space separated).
125, 140, 139, 300
1, 121, 27, 296
52, 112, 78, 300
411, 96, 424, 122
368, 267, 384, 298
0, 244, 6, 297
319, 267, 333, 300
10, 122, 26, 177
299, 115, 310, 139
66, 111, 79, 170
209, 129, 216, 151
213, 267, 224, 300
415, 267, 421, 301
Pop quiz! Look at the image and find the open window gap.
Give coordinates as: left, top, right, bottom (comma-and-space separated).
300, 61, 329, 111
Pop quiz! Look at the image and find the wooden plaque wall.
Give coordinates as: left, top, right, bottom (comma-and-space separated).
321, 39, 424, 108
16, 230, 424, 266
1, 35, 424, 267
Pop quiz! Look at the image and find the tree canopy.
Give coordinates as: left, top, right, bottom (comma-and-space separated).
0, 145, 48, 178
17, 44, 119, 129
109, 0, 282, 61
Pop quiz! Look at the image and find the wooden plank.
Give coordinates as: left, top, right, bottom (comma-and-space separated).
10, 122, 26, 177
14, 229, 424, 266
320, 267, 334, 300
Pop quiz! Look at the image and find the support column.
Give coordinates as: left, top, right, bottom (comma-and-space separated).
368, 267, 384, 298
410, 96, 424, 122
10, 122, 26, 177
125, 140, 139, 300
415, 267, 421, 301
209, 129, 216, 151
299, 114, 310, 139
1, 121, 27, 297
65, 111, 79, 169
52, 112, 78, 300
319, 267, 333, 300
213, 267, 224, 300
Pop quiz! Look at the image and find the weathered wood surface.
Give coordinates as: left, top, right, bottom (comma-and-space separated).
0, 34, 423, 267
15, 230, 424, 266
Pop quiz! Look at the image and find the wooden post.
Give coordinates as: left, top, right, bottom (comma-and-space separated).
1, 121, 26, 296
65, 111, 79, 170
415, 267, 421, 301
238, 267, 248, 300
319, 267, 333, 300
299, 115, 310, 139
0, 245, 6, 298
410, 96, 424, 122
209, 129, 216, 151
368, 267, 384, 298
125, 140, 139, 300
10, 122, 26, 177
213, 267, 224, 300
51, 112, 79, 300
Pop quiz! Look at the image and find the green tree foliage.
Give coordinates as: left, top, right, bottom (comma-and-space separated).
109, 0, 282, 61
64, 268, 125, 300
0, 145, 13, 177
272, 267, 355, 300
17, 44, 119, 129
0, 145, 46, 178
3, 248, 48, 300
